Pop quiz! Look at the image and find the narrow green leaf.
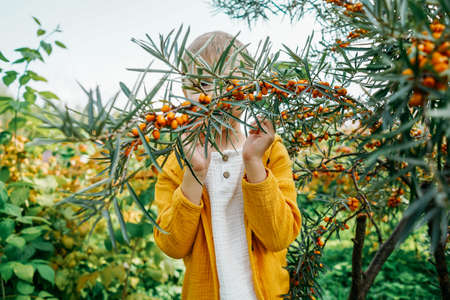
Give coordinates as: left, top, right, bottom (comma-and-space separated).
113, 197, 130, 245
126, 182, 168, 234
32, 16, 41, 25
102, 208, 117, 251
55, 41, 67, 49
137, 126, 162, 174
119, 82, 132, 98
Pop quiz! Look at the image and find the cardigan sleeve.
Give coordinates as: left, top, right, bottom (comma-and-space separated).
153, 154, 203, 259
241, 139, 302, 252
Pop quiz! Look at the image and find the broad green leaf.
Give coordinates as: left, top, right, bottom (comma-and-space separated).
37, 29, 46, 36
8, 117, 27, 131
0, 131, 12, 145
36, 264, 55, 284
17, 280, 34, 295
19, 74, 31, 85
1, 203, 23, 217
6, 235, 26, 249
28, 71, 47, 82
13, 263, 35, 282
2, 71, 18, 86
0, 167, 10, 184
38, 91, 59, 100
0, 181, 7, 209
0, 51, 9, 62
0, 219, 14, 240
40, 41, 52, 55
0, 262, 13, 281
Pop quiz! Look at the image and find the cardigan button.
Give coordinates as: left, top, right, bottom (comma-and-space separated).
223, 171, 230, 178
222, 154, 229, 161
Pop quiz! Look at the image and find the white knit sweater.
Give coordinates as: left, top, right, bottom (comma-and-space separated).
204, 147, 259, 300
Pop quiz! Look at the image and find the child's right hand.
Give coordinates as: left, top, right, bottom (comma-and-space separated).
181, 132, 212, 183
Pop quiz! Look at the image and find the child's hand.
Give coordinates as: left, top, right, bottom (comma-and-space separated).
242, 117, 275, 162
181, 132, 212, 181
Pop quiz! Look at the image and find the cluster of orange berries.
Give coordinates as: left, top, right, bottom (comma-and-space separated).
387, 188, 404, 208
332, 28, 368, 51
403, 21, 449, 107
317, 237, 325, 247
410, 128, 423, 137
291, 130, 332, 147
131, 105, 190, 137
333, 39, 350, 50
324, 0, 363, 13
365, 140, 381, 149
347, 28, 368, 39
347, 196, 360, 211
125, 76, 352, 156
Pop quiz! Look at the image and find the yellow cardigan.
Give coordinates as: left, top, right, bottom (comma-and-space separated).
153, 133, 302, 299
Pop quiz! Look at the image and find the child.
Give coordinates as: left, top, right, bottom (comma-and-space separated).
153, 31, 302, 300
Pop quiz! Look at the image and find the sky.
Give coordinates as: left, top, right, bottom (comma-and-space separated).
1, 0, 320, 110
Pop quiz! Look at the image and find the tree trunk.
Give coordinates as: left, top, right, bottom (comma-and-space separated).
348, 214, 367, 300
428, 222, 450, 300
360, 214, 411, 298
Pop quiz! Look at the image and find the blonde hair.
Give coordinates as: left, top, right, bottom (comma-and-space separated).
182, 31, 248, 87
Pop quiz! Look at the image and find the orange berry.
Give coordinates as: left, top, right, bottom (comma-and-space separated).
422, 76, 436, 88
181, 100, 191, 106
171, 119, 178, 129
432, 32, 442, 39
408, 92, 424, 107
131, 128, 139, 137
256, 92, 263, 100
79, 144, 88, 153
402, 68, 413, 76
145, 113, 156, 122
161, 104, 171, 113
175, 116, 184, 125
434, 63, 448, 73
166, 111, 175, 121
139, 123, 146, 132
156, 114, 167, 126
423, 41, 435, 53
152, 129, 160, 140
317, 238, 324, 247
261, 87, 268, 95
248, 93, 255, 101
124, 146, 132, 157
204, 94, 212, 104
198, 93, 206, 103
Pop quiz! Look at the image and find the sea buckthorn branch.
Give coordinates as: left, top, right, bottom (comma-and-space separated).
350, 166, 384, 244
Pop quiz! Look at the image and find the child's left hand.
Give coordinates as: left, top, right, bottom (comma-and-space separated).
242, 117, 275, 162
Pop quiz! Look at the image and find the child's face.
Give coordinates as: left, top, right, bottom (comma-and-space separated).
182, 66, 244, 125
